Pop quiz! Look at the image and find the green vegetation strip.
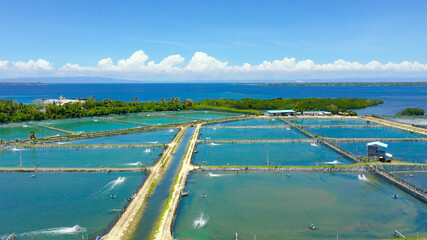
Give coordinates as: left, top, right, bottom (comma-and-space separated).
0, 97, 382, 123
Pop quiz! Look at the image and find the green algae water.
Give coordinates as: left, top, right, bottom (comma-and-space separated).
290, 117, 371, 125
206, 118, 286, 126
310, 127, 423, 138
173, 171, 427, 240
193, 142, 353, 166
0, 172, 144, 240
65, 129, 177, 145
0, 147, 162, 168
199, 127, 307, 140
42, 117, 139, 133
0, 123, 65, 141
338, 141, 427, 164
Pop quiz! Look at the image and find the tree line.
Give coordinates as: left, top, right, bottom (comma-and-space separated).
0, 97, 384, 123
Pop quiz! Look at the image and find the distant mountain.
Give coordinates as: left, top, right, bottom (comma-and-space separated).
0, 76, 426, 84
0, 77, 143, 84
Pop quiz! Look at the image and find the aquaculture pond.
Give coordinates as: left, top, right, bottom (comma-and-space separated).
205, 118, 286, 127
199, 127, 307, 140
41, 117, 139, 133
309, 127, 423, 139
0, 147, 162, 168
64, 129, 177, 145
164, 110, 243, 120
289, 117, 371, 125
337, 141, 427, 164
385, 116, 427, 127
111, 114, 192, 125
395, 173, 427, 190
0, 172, 145, 240
0, 123, 65, 141
173, 172, 427, 240
132, 127, 195, 240
193, 142, 353, 166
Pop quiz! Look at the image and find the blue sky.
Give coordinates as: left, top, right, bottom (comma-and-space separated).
1, 0, 427, 80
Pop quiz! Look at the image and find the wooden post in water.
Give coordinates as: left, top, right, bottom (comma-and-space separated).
235, 232, 238, 240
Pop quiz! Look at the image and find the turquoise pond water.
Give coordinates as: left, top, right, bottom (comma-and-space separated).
110, 111, 240, 125
173, 172, 427, 240
193, 142, 353, 166
0, 123, 65, 141
0, 147, 162, 168
162, 111, 243, 120
0, 172, 144, 240
395, 173, 427, 190
338, 141, 427, 164
199, 127, 307, 140
206, 118, 286, 126
113, 114, 192, 125
289, 118, 371, 125
64, 129, 177, 145
309, 127, 424, 138
42, 118, 139, 133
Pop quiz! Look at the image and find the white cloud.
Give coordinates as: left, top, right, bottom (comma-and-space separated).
12, 59, 53, 71
0, 60, 8, 69
1, 50, 427, 80
185, 52, 229, 72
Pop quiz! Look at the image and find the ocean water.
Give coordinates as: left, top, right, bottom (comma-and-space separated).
1, 84, 426, 115
173, 171, 427, 240
41, 117, 139, 133
65, 129, 177, 145
0, 147, 162, 168
338, 141, 427, 164
0, 123, 65, 141
309, 127, 424, 138
193, 142, 353, 166
0, 172, 144, 240
290, 117, 371, 125
206, 118, 286, 126
199, 127, 307, 140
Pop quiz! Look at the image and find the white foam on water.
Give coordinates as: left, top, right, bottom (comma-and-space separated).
2, 225, 87, 239
358, 174, 369, 181
209, 143, 220, 146
104, 177, 127, 191
93, 119, 99, 122
11, 147, 24, 152
207, 172, 222, 177
193, 213, 209, 229
56, 142, 70, 145
325, 160, 340, 165
144, 148, 151, 153
310, 143, 319, 147
126, 162, 143, 166
285, 127, 291, 130
22, 124, 29, 128
169, 129, 174, 132
147, 141, 159, 144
